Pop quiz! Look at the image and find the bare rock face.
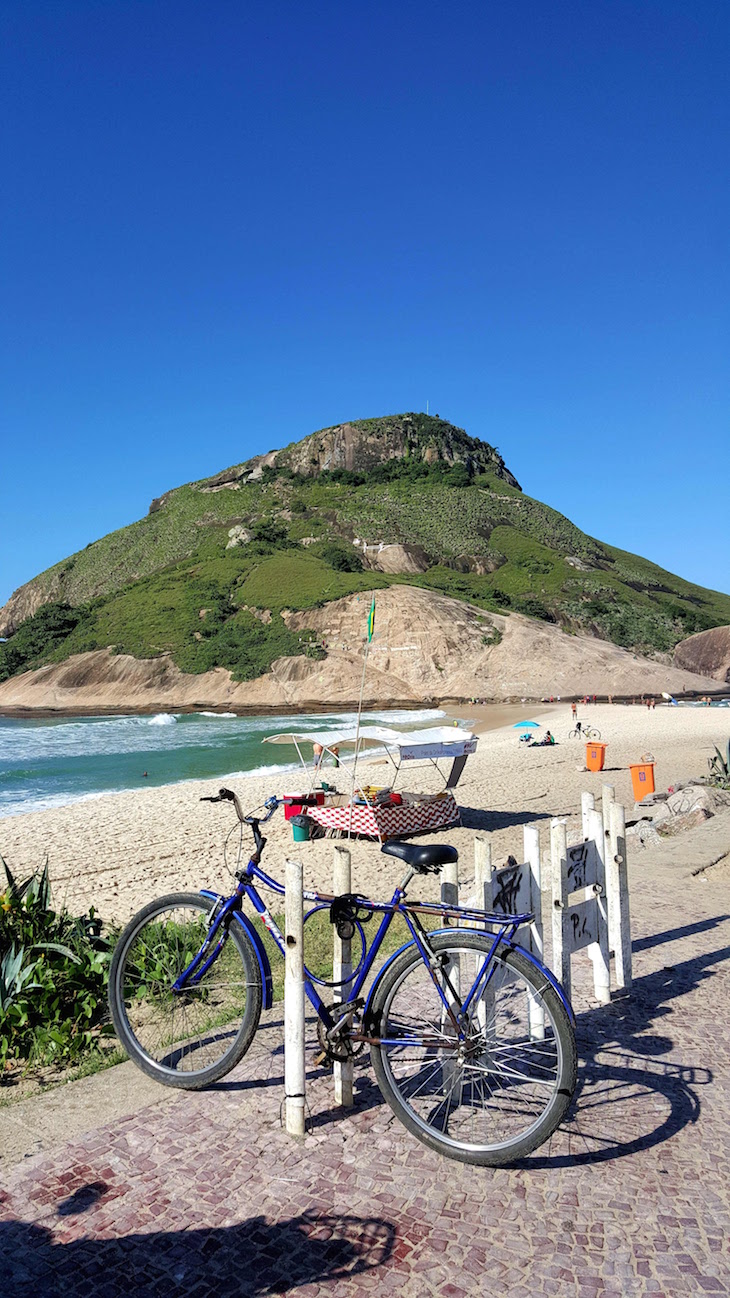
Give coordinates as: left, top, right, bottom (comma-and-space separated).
226, 525, 252, 549
0, 586, 724, 713
674, 625, 730, 683
271, 414, 520, 487
0, 573, 65, 638
360, 543, 430, 575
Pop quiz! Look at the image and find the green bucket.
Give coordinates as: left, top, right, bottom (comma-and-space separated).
291, 815, 311, 843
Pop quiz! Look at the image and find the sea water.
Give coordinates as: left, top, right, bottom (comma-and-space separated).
0, 708, 447, 818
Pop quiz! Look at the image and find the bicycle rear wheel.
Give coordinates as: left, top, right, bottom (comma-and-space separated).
370, 931, 576, 1165
109, 892, 263, 1089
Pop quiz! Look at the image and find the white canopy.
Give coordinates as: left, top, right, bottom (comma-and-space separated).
263, 724, 477, 760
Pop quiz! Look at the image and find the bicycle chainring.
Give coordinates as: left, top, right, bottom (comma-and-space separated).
316, 1002, 365, 1063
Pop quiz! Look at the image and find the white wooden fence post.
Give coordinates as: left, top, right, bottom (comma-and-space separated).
472, 837, 493, 1034
441, 858, 459, 914
602, 784, 615, 841
523, 824, 544, 1037
284, 857, 306, 1137
550, 820, 571, 998
608, 802, 632, 990
581, 791, 595, 839
332, 844, 353, 1107
523, 825, 542, 959
440, 857, 460, 1054
473, 838, 492, 926
587, 808, 611, 1004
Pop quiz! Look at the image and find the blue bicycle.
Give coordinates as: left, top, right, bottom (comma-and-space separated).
109, 789, 577, 1166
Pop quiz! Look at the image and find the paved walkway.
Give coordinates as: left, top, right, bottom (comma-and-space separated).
2, 845, 730, 1298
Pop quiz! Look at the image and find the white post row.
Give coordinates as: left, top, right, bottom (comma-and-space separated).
332, 844, 354, 1107
284, 857, 306, 1137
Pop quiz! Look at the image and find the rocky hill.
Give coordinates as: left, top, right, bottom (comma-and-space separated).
1, 411, 730, 704
675, 625, 730, 683
0, 586, 721, 712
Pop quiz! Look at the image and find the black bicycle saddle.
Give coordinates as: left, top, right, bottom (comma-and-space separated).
381, 841, 459, 875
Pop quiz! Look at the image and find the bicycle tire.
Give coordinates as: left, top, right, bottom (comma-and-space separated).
109, 892, 263, 1089
370, 931, 576, 1166
584, 727, 601, 740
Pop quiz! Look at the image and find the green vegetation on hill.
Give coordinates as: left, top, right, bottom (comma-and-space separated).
2, 412, 730, 683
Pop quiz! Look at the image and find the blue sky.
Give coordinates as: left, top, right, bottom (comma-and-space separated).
2, 0, 728, 607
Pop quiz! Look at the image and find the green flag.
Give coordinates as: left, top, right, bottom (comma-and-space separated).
366, 594, 375, 642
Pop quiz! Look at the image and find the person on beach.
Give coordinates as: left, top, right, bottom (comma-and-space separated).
571, 702, 577, 720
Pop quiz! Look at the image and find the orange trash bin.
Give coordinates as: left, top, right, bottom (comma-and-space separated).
630, 761, 655, 801
585, 742, 607, 772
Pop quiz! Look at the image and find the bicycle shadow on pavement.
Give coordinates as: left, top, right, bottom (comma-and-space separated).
0, 1211, 396, 1298
516, 936, 730, 1169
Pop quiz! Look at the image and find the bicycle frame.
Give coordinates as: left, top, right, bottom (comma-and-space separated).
173, 850, 548, 1043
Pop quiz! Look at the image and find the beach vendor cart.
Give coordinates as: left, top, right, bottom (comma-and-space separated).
262, 724, 478, 842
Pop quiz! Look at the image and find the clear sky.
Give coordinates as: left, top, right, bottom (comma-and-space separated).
2, 0, 728, 607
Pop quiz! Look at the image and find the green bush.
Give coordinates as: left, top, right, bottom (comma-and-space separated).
515, 597, 556, 623
0, 859, 113, 1069
314, 541, 363, 572
0, 603, 93, 683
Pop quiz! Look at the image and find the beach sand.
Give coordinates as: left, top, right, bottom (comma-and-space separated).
0, 703, 726, 924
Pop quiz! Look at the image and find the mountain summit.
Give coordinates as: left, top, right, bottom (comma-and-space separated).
192, 413, 521, 496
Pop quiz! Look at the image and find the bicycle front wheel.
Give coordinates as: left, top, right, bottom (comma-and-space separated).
109, 892, 263, 1089
370, 932, 576, 1166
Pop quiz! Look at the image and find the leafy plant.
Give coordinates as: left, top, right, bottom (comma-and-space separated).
707, 740, 730, 789
0, 857, 114, 1071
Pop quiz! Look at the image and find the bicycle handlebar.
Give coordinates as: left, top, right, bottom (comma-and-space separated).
199, 788, 280, 860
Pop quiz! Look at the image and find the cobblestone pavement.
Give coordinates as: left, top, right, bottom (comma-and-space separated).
2, 858, 730, 1297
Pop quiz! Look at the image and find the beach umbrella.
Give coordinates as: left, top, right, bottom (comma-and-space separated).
513, 720, 540, 729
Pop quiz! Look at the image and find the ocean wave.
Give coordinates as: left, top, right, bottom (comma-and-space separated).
148, 713, 178, 726
195, 711, 238, 718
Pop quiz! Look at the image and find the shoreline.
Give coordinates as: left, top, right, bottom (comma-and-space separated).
1, 690, 727, 722
1, 703, 726, 926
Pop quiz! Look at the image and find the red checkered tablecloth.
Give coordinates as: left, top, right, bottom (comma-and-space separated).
304, 793, 460, 840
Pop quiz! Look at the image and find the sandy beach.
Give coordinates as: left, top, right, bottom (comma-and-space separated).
1, 703, 727, 924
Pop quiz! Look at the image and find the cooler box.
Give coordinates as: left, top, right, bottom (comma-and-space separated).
585, 742, 607, 772
283, 792, 325, 820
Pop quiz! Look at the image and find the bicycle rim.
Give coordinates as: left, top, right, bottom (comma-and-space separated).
110, 894, 262, 1087
371, 933, 576, 1165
